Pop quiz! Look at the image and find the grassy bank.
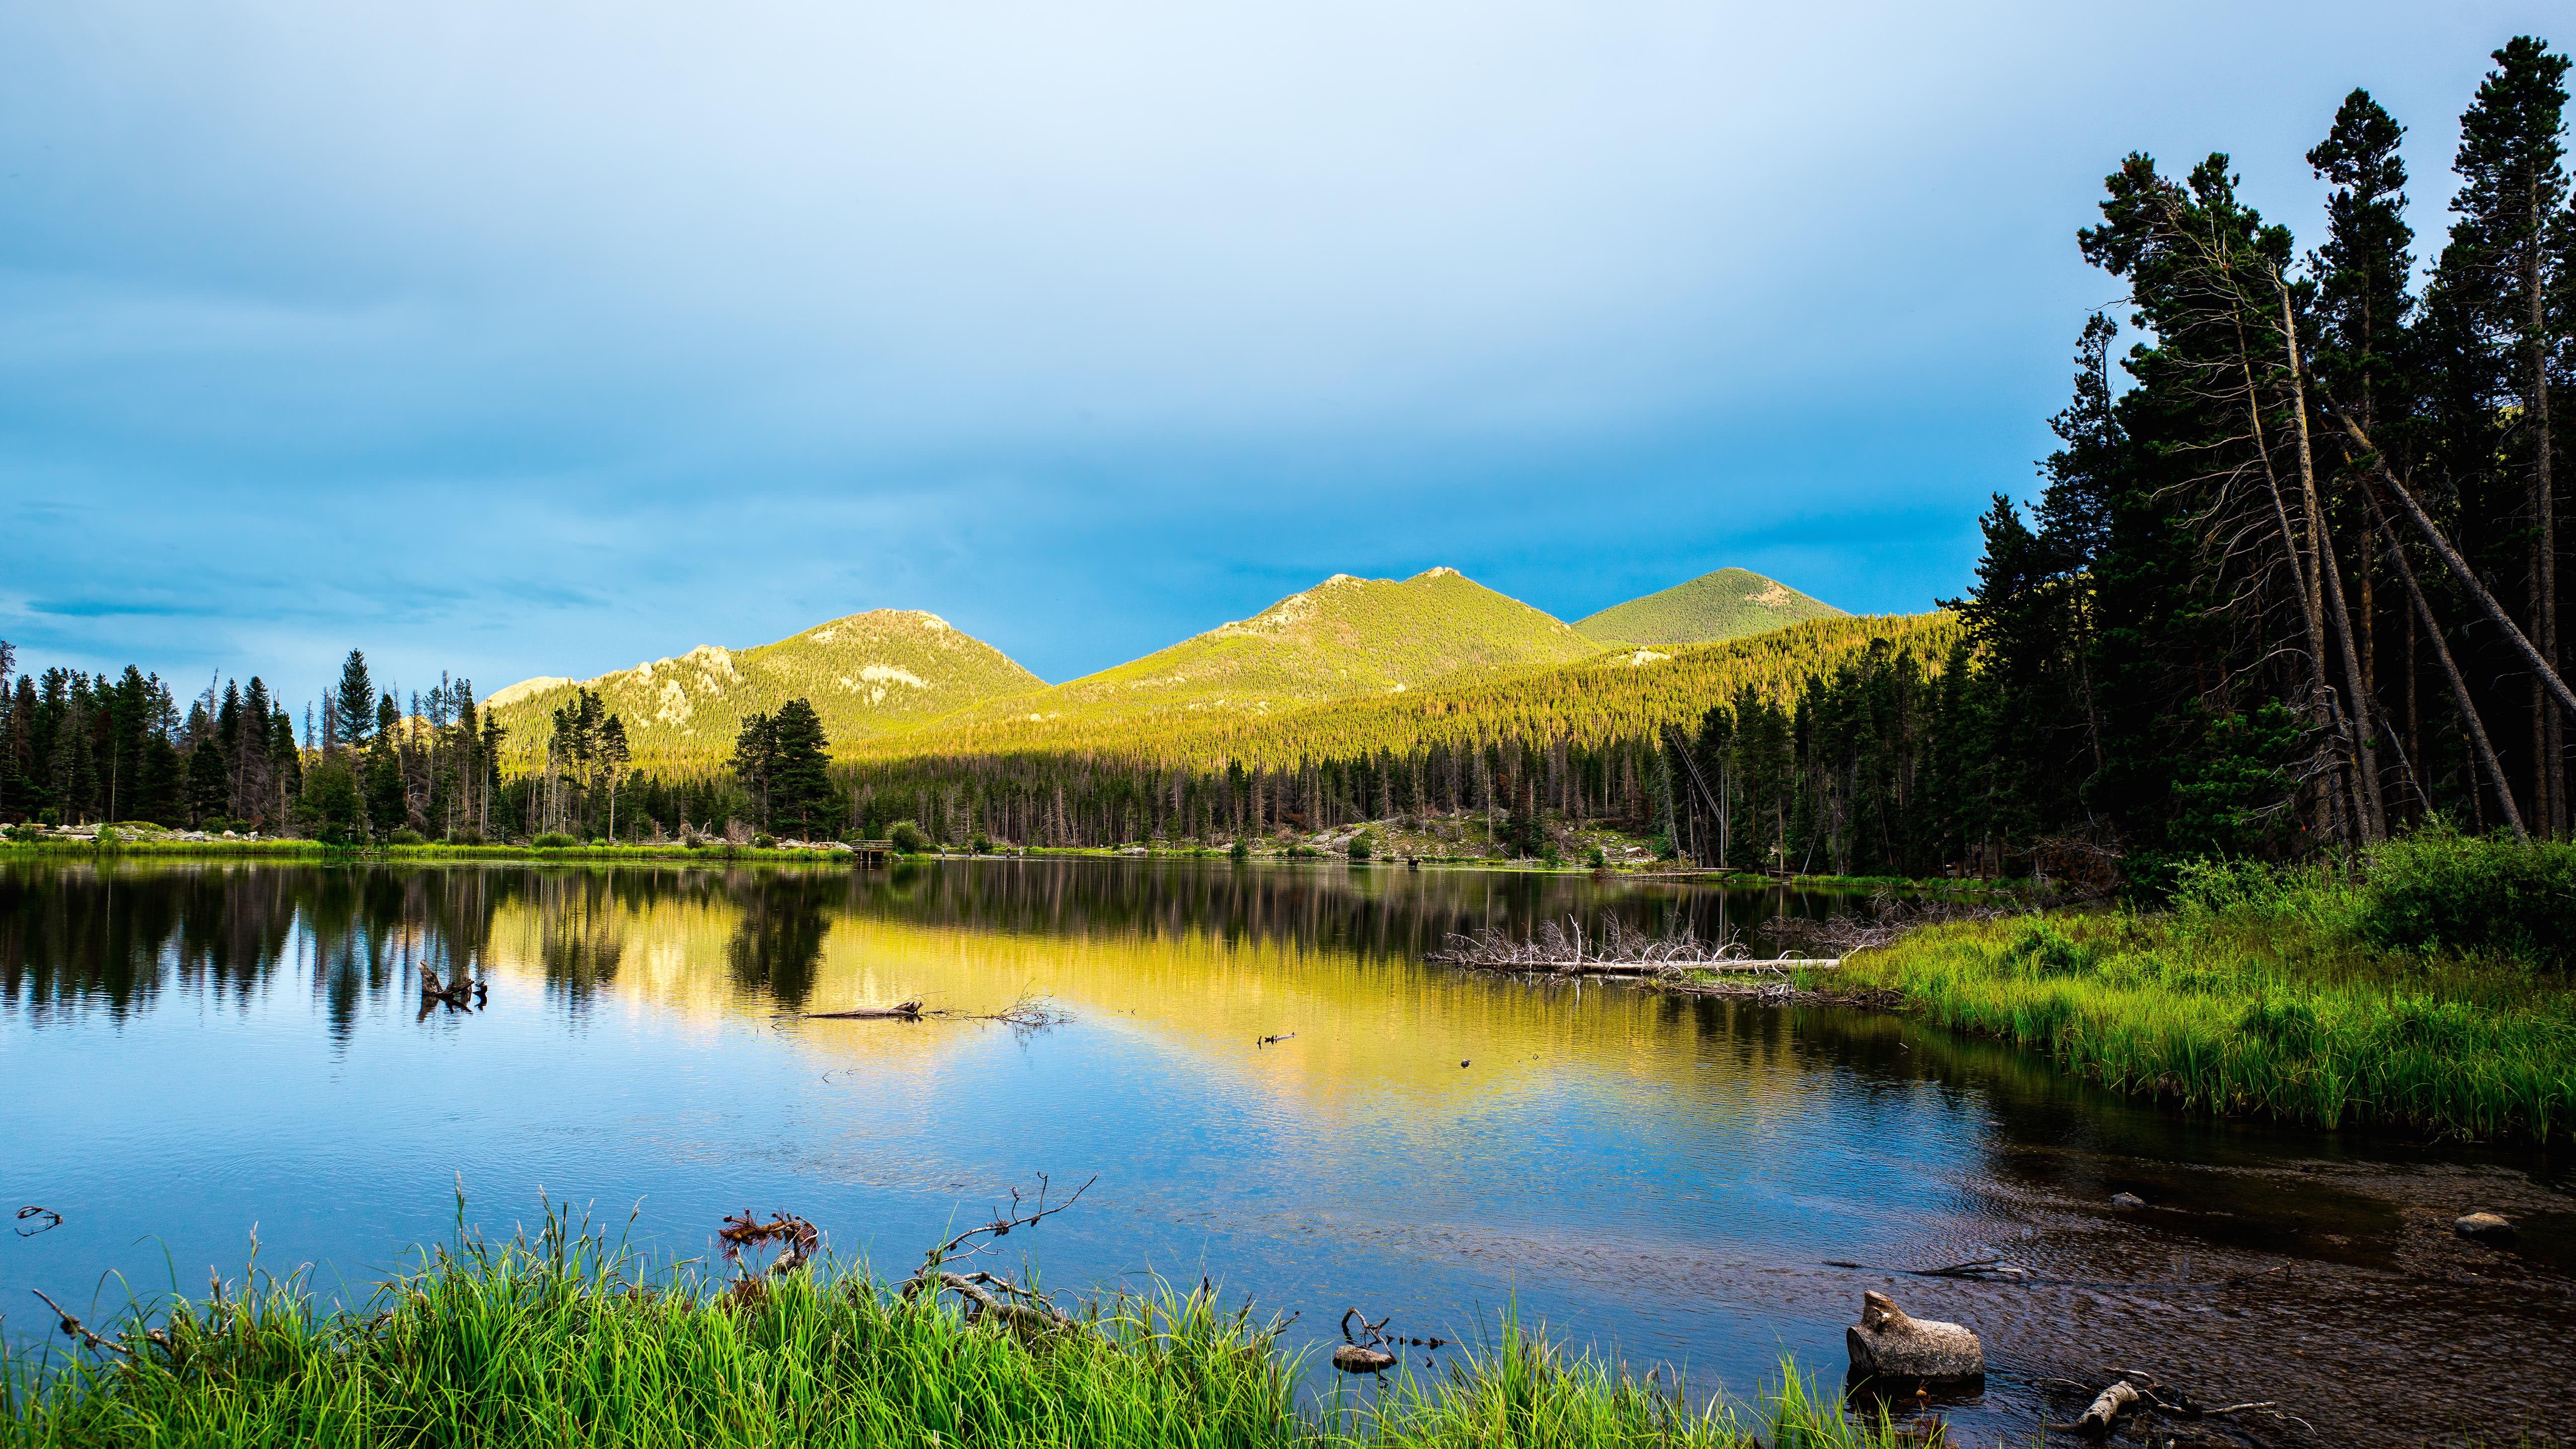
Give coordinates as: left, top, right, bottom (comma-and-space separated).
3, 1224, 1906, 1449
1835, 832, 2576, 1141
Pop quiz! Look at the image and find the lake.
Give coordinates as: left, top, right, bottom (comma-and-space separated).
3, 856, 2570, 1440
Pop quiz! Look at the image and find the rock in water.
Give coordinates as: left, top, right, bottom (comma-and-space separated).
2455, 1212, 2516, 1240
1846, 1291, 1983, 1382
2109, 1191, 2145, 1209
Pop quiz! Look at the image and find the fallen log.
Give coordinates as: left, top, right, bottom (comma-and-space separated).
2076, 1379, 2139, 1434
803, 999, 924, 1020
1845, 1291, 1982, 1382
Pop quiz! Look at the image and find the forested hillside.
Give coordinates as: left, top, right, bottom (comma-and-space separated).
1576, 568, 1843, 644
484, 611, 1043, 773
831, 612, 1957, 850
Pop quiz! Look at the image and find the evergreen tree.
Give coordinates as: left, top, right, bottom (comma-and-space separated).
766, 698, 839, 837
334, 651, 376, 749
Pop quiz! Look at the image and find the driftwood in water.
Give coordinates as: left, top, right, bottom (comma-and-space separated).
793, 991, 1067, 1029
1845, 1291, 1983, 1382
417, 966, 486, 1017
1433, 916, 1833, 979
2075, 1379, 2140, 1434
898, 1174, 1095, 1335
804, 999, 925, 1020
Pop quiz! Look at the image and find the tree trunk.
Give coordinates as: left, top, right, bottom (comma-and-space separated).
2368, 488, 2527, 841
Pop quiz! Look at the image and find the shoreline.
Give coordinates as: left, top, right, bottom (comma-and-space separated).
0, 834, 2026, 894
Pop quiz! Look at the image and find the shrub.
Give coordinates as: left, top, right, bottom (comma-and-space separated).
531, 831, 579, 849
1229, 839, 1251, 862
971, 833, 994, 854
1345, 833, 1374, 861
1587, 845, 1609, 869
887, 820, 929, 855
753, 833, 777, 849
387, 828, 425, 846
2360, 825, 2576, 970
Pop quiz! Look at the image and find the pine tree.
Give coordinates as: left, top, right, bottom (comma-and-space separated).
334, 651, 376, 750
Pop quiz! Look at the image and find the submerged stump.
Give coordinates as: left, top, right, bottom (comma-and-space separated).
1845, 1291, 1982, 1382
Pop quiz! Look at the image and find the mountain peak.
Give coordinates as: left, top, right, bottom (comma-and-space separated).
1576, 568, 1844, 645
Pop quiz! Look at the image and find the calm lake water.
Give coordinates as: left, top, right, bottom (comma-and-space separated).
4, 857, 2571, 1441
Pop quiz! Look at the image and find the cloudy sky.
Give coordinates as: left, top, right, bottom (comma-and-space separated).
1, 1, 2563, 702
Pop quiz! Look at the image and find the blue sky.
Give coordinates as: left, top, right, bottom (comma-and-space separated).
1, 1, 2564, 703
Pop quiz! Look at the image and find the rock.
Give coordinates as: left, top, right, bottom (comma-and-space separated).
1331, 1343, 1396, 1374
2110, 1192, 2146, 1209
2455, 1211, 2516, 1240
1845, 1291, 1983, 1382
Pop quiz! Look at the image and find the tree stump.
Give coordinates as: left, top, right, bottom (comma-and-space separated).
1846, 1291, 1983, 1382
1332, 1343, 1396, 1374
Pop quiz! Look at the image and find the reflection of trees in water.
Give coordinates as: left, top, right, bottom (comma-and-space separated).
842, 859, 1866, 964
4, 858, 1866, 1032
725, 871, 834, 1010
531, 872, 628, 1006
2, 861, 300, 1021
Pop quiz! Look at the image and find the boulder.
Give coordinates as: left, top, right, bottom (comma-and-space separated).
2454, 1211, 2516, 1240
2109, 1192, 2146, 1209
1846, 1291, 1982, 1382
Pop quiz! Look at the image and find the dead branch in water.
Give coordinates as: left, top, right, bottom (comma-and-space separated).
793, 991, 1068, 1030
898, 1173, 1098, 1335
2041, 1367, 2314, 1440
29, 1289, 130, 1358
417, 965, 486, 1018
803, 999, 925, 1020
1431, 916, 1834, 978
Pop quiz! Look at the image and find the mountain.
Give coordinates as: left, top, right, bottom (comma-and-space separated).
923, 568, 1601, 737
1575, 568, 1844, 645
486, 611, 1043, 769
853, 610, 1960, 770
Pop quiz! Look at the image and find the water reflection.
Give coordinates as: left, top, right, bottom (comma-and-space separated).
3, 856, 2570, 1442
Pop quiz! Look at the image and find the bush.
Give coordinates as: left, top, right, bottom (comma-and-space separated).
1345, 833, 1373, 861
1587, 845, 1609, 869
2360, 825, 2576, 970
1229, 839, 1251, 862
753, 833, 777, 849
970, 833, 994, 855
531, 831, 579, 849
887, 820, 929, 855
387, 827, 425, 846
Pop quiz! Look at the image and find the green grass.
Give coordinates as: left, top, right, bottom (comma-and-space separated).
1836, 839, 2576, 1141
2, 1220, 1912, 1449
1574, 569, 1844, 647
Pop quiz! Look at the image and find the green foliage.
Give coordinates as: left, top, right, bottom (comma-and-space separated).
294, 756, 363, 847
386, 827, 425, 846
887, 819, 929, 854
530, 831, 579, 849
752, 833, 776, 849
1345, 832, 1374, 861
2358, 824, 2576, 970
1575, 568, 1843, 646
1229, 839, 1251, 862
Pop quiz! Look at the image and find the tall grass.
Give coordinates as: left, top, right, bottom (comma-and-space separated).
3, 1218, 1915, 1449
1839, 838, 2576, 1140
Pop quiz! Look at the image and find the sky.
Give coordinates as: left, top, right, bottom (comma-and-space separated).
1, 1, 2567, 704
